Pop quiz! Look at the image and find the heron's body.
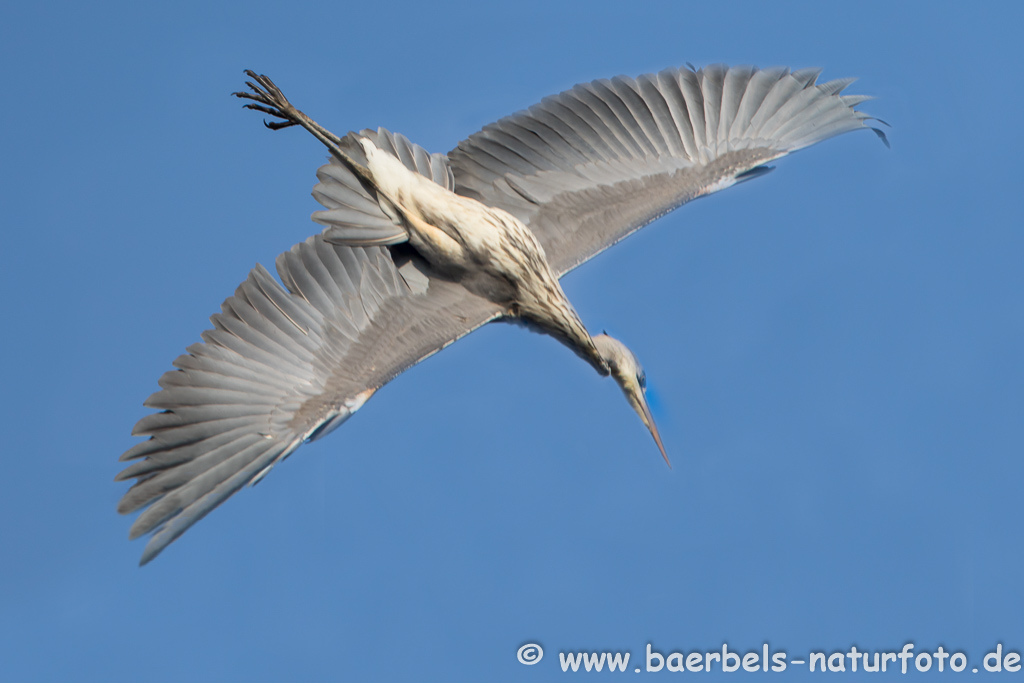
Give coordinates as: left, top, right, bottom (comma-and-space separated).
117, 65, 886, 564
358, 137, 604, 371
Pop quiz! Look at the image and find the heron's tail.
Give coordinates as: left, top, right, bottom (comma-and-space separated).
312, 128, 455, 247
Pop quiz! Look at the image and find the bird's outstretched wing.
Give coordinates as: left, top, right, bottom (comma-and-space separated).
448, 64, 887, 276
117, 134, 501, 565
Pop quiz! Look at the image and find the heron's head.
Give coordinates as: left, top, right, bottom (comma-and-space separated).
593, 333, 670, 468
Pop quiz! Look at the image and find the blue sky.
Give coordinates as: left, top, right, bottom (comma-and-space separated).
1, 0, 1021, 680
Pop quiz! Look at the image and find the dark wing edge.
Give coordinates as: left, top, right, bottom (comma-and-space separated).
448, 64, 887, 275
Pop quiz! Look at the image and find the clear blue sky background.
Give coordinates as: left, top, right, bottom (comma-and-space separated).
1, 1, 1021, 680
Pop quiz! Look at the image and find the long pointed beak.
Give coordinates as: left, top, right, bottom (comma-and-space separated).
594, 333, 671, 469
632, 388, 671, 468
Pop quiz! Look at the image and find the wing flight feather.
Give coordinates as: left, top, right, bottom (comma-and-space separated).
118, 137, 501, 564
449, 64, 886, 276
120, 64, 884, 564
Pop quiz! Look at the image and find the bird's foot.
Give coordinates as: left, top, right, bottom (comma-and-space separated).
233, 70, 301, 131
233, 70, 368, 182
233, 69, 350, 154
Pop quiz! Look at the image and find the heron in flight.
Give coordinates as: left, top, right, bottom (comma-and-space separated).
117, 65, 886, 564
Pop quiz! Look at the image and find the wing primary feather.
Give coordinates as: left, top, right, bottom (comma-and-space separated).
636, 74, 685, 157
179, 343, 299, 392
136, 439, 301, 565
557, 89, 628, 159
122, 433, 266, 519
656, 69, 699, 161
748, 73, 803, 135
116, 427, 257, 482
818, 77, 857, 95
729, 67, 786, 140
474, 133, 544, 175
448, 63, 885, 278
675, 69, 708, 162
575, 82, 646, 159
590, 79, 656, 157
698, 64, 727, 154
608, 75, 667, 156
249, 266, 312, 336
528, 102, 603, 164
212, 303, 311, 372
790, 66, 823, 88
545, 96, 613, 160
717, 65, 754, 148
516, 117, 588, 169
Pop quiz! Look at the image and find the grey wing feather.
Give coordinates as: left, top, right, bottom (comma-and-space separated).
118, 236, 501, 564
311, 127, 455, 246
448, 64, 887, 276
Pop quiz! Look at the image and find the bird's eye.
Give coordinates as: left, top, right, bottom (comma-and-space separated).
638, 370, 647, 389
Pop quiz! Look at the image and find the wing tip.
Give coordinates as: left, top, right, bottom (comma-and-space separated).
138, 541, 163, 566
871, 126, 891, 149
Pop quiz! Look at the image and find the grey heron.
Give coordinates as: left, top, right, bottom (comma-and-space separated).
117, 65, 886, 564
